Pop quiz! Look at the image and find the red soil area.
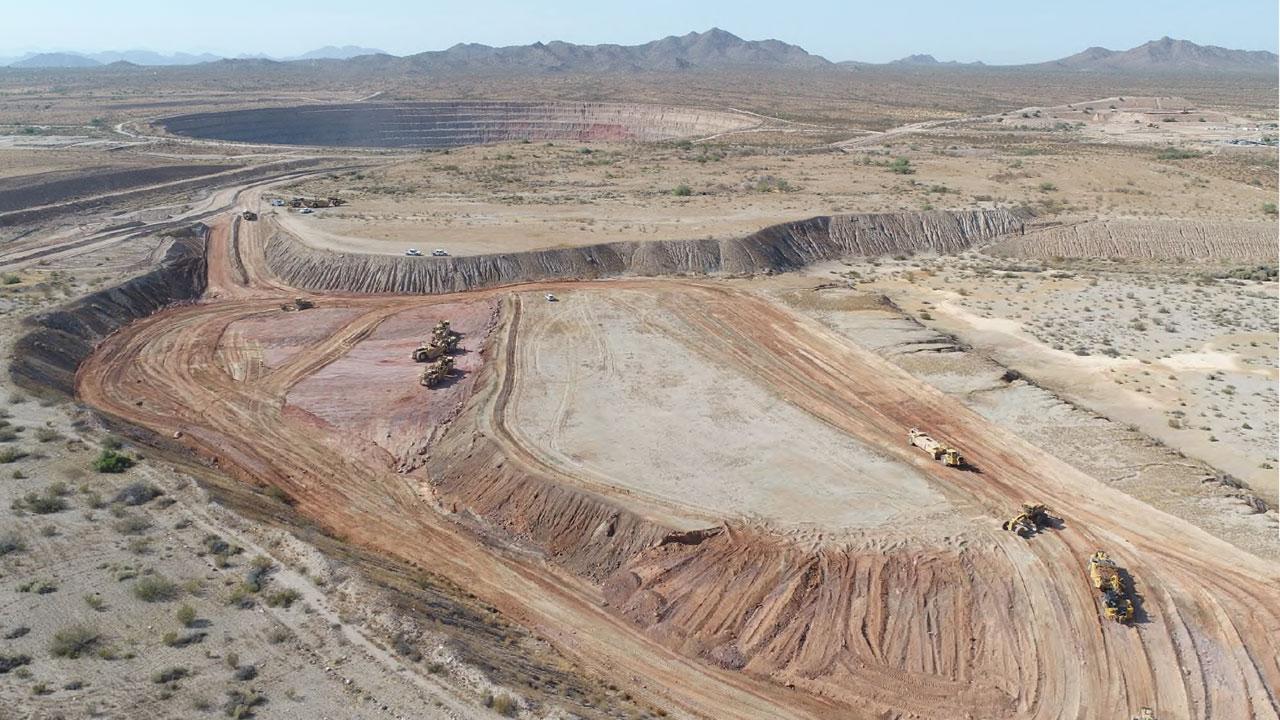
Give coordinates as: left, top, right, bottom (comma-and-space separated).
285, 299, 497, 465
226, 307, 365, 368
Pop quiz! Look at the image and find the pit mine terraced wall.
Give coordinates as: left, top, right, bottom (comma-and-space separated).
265, 209, 1024, 294
158, 101, 756, 148
10, 232, 208, 396
987, 218, 1278, 262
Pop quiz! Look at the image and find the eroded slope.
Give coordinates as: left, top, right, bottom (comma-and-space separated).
264, 209, 1024, 294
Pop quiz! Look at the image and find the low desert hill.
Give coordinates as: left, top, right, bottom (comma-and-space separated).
1039, 36, 1278, 72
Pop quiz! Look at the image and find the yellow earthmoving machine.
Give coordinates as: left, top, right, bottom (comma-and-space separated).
420, 356, 455, 388
411, 342, 447, 363
908, 428, 964, 467
430, 320, 461, 347
279, 297, 315, 312
1088, 551, 1135, 624
288, 197, 346, 209
411, 321, 462, 362
1002, 503, 1053, 537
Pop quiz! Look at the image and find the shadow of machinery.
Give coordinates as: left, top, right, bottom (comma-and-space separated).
1119, 566, 1151, 625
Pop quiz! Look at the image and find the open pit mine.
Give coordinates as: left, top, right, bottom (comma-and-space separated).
157, 101, 758, 148
9, 100, 1277, 720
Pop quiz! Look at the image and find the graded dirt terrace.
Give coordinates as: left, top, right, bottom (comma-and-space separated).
69, 213, 1280, 720
507, 287, 949, 531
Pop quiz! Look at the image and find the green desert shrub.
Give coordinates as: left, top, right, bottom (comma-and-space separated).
264, 589, 301, 609
49, 625, 101, 658
93, 450, 134, 473
12, 489, 69, 515
0, 532, 27, 556
0, 653, 32, 674
152, 666, 189, 684
113, 482, 161, 506
133, 575, 181, 603
1156, 147, 1203, 160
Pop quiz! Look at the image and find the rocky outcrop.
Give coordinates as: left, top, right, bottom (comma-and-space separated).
158, 101, 757, 148
265, 209, 1023, 294
9, 232, 207, 396
985, 218, 1277, 262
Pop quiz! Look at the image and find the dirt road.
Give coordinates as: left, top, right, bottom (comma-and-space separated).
0, 162, 362, 270
74, 210, 1280, 719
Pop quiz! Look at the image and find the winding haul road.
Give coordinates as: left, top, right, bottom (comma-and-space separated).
74, 206, 1279, 719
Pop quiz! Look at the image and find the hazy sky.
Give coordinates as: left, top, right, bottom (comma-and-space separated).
2, 0, 1276, 63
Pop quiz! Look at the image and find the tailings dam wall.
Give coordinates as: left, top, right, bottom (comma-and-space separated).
264, 209, 1025, 294
10, 232, 208, 396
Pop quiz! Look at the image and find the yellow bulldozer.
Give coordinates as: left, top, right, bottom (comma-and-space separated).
420, 356, 455, 388
1002, 503, 1053, 537
908, 428, 963, 467
1088, 551, 1135, 624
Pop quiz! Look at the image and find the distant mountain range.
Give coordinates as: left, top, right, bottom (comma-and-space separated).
3, 45, 386, 67
290, 45, 388, 61
382, 28, 831, 73
9, 52, 104, 68
2, 31, 1274, 74
883, 54, 986, 68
